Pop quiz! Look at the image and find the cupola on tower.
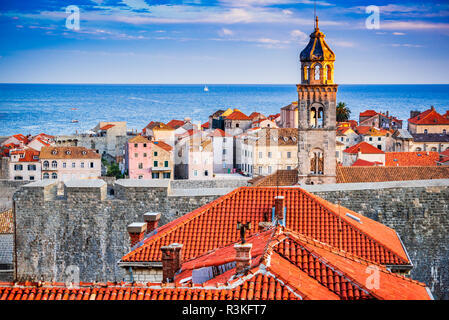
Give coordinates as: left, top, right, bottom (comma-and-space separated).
297, 16, 338, 185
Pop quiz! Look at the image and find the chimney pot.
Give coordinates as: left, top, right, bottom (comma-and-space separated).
144, 212, 161, 233
234, 243, 252, 274
127, 222, 147, 247
161, 243, 183, 283
274, 196, 285, 221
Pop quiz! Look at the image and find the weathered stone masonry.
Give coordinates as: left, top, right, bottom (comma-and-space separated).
11, 178, 449, 300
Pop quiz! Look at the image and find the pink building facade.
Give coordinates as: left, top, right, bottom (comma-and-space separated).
125, 136, 153, 179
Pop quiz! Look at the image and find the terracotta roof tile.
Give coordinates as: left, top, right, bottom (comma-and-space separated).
408, 108, 449, 125
337, 166, 449, 183
225, 110, 251, 121
120, 187, 410, 267
40, 146, 100, 159
166, 120, 185, 129
151, 141, 173, 152
10, 148, 39, 162
385, 152, 439, 167
343, 142, 384, 155
351, 159, 382, 167
128, 135, 150, 144
99, 124, 115, 131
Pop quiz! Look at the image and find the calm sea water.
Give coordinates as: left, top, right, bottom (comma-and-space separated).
0, 84, 448, 136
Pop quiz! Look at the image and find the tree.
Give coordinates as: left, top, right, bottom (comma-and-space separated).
336, 102, 351, 122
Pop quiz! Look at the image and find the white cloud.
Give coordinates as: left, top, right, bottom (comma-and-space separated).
381, 21, 449, 30
290, 29, 308, 41
392, 32, 406, 36
219, 28, 234, 36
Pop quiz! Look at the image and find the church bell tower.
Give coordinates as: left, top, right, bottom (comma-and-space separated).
297, 16, 338, 185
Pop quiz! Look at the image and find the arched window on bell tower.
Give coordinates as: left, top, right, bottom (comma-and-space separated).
314, 64, 321, 80
317, 107, 324, 128
303, 65, 309, 82
310, 149, 324, 175
310, 107, 317, 128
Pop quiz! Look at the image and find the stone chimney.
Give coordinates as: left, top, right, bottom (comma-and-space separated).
144, 212, 160, 234
127, 222, 147, 247
234, 243, 252, 274
161, 243, 183, 283
274, 196, 285, 222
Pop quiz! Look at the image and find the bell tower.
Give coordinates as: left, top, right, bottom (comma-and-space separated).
297, 16, 338, 185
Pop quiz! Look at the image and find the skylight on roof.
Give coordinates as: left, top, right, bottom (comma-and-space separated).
346, 213, 362, 223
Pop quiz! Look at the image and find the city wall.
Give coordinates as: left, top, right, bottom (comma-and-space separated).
11, 179, 449, 299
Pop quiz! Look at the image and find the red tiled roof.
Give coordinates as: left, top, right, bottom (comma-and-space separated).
176, 227, 429, 300
408, 108, 449, 125
385, 152, 439, 167
355, 126, 372, 135
343, 142, 385, 155
100, 124, 115, 131
10, 148, 40, 162
351, 159, 382, 167
12, 134, 29, 144
225, 110, 251, 121
166, 120, 185, 129
248, 112, 266, 120
201, 122, 209, 129
209, 128, 232, 138
121, 187, 410, 267
360, 110, 378, 117
0, 226, 430, 300
151, 140, 173, 152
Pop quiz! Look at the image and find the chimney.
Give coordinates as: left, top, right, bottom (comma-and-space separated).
144, 212, 160, 234
234, 242, 252, 274
127, 222, 147, 247
274, 196, 285, 223
161, 243, 183, 283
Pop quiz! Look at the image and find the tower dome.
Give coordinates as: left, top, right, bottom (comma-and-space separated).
300, 16, 335, 62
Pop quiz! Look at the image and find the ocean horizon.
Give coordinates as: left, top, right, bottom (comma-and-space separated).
1, 83, 448, 136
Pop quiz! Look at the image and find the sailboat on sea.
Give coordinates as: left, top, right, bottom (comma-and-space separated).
204, 85, 209, 92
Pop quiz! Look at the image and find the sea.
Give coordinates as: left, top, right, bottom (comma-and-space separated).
0, 84, 448, 136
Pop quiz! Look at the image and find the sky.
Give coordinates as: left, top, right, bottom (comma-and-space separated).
0, 0, 449, 84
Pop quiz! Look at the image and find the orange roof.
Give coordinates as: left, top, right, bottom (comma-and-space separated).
343, 142, 385, 154
40, 146, 100, 159
337, 166, 449, 183
10, 148, 40, 162
209, 128, 232, 138
0, 226, 430, 300
201, 122, 209, 129
351, 159, 382, 167
151, 140, 173, 152
355, 126, 372, 135
248, 112, 266, 120
385, 152, 439, 167
408, 108, 449, 125
12, 134, 29, 144
121, 187, 410, 267
100, 124, 115, 131
360, 110, 378, 117
166, 120, 185, 129
225, 110, 251, 121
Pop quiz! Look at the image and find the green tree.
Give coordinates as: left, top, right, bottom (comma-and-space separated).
336, 102, 351, 122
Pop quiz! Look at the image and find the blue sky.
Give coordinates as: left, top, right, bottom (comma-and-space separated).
0, 0, 448, 84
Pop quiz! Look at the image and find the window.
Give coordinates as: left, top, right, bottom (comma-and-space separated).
154, 161, 158, 167
444, 129, 447, 134
259, 152, 262, 159
163, 172, 171, 179
287, 166, 291, 170
236, 123, 240, 128
268, 166, 272, 174
14, 164, 23, 171
204, 170, 209, 176
63, 162, 67, 168
143, 153, 147, 157
424, 129, 428, 134
43, 173, 49, 179
134, 153, 138, 158
28, 164, 36, 171
138, 163, 143, 169
258, 167, 262, 175
29, 176, 34, 181
152, 172, 160, 179
377, 145, 382, 150
43, 161, 49, 169
51, 173, 58, 179
223, 138, 226, 143
314, 64, 321, 80
268, 152, 272, 158
72, 163, 76, 168
194, 170, 198, 177
222, 149, 226, 155
143, 143, 147, 148
378, 137, 381, 141
81, 162, 84, 168
369, 137, 373, 141
287, 152, 291, 158
138, 175, 143, 179
51, 161, 57, 169
164, 161, 169, 167
14, 176, 23, 180
154, 152, 158, 157
90, 162, 94, 168
134, 143, 138, 147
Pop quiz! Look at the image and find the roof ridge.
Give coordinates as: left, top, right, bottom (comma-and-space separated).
299, 188, 409, 265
